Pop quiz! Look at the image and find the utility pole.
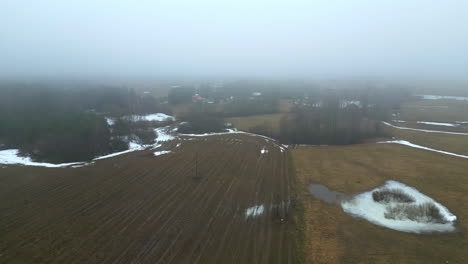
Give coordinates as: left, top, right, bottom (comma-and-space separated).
195, 151, 198, 178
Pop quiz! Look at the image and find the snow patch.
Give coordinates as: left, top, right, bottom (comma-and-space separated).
154, 150, 171, 156
0, 149, 88, 168
245, 204, 265, 218
125, 113, 175, 122
341, 180, 457, 233
105, 117, 115, 126
260, 147, 268, 154
378, 140, 468, 159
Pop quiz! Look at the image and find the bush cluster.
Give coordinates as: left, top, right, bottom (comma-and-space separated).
384, 202, 446, 224
372, 188, 415, 203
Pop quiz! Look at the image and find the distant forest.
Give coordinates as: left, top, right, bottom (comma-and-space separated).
0, 82, 409, 163
0, 84, 170, 163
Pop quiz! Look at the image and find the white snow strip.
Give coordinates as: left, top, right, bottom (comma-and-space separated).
0, 149, 88, 168
416, 121, 459, 127
245, 204, 265, 218
179, 129, 279, 143
124, 113, 175, 122
455, 121, 468, 124
418, 94, 468, 101
383, 122, 468, 135
152, 143, 162, 150
392, 120, 406, 123
341, 180, 457, 233
94, 141, 145, 160
260, 147, 268, 154
378, 140, 468, 159
176, 143, 181, 148
178, 129, 239, 137
154, 150, 171, 156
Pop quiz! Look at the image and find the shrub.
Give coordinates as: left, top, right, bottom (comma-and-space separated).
133, 129, 156, 145
384, 202, 446, 224
372, 188, 415, 203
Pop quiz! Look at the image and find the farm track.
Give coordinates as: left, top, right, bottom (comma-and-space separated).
0, 134, 297, 264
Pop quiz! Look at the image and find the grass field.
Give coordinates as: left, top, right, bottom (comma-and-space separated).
0, 133, 301, 264
227, 113, 286, 136
386, 98, 468, 156
292, 143, 468, 264
385, 125, 468, 156
399, 99, 468, 123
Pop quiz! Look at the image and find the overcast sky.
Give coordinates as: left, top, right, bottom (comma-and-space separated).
1, 0, 467, 80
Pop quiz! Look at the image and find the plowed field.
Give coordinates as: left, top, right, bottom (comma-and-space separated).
0, 134, 300, 264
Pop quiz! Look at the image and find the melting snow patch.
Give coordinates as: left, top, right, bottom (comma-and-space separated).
417, 121, 459, 127
341, 181, 457, 233
125, 113, 175, 122
0, 149, 88, 168
154, 150, 171, 156
382, 122, 468, 135
245, 205, 265, 219
379, 140, 468, 159
176, 143, 182, 148
392, 120, 406, 123
105, 117, 115, 126
260, 147, 268, 154
154, 127, 176, 142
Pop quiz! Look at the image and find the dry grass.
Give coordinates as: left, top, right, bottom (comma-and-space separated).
227, 113, 286, 136
293, 143, 468, 264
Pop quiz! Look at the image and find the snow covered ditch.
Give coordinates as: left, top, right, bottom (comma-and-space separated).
341, 181, 457, 233
383, 122, 468, 135
379, 140, 468, 159
416, 121, 459, 127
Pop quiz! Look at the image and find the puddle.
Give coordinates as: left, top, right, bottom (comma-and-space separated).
308, 184, 349, 204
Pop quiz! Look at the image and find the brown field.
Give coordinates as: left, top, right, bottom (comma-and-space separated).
0, 134, 302, 264
293, 143, 468, 264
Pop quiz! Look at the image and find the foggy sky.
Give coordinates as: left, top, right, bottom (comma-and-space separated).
1, 0, 467, 80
